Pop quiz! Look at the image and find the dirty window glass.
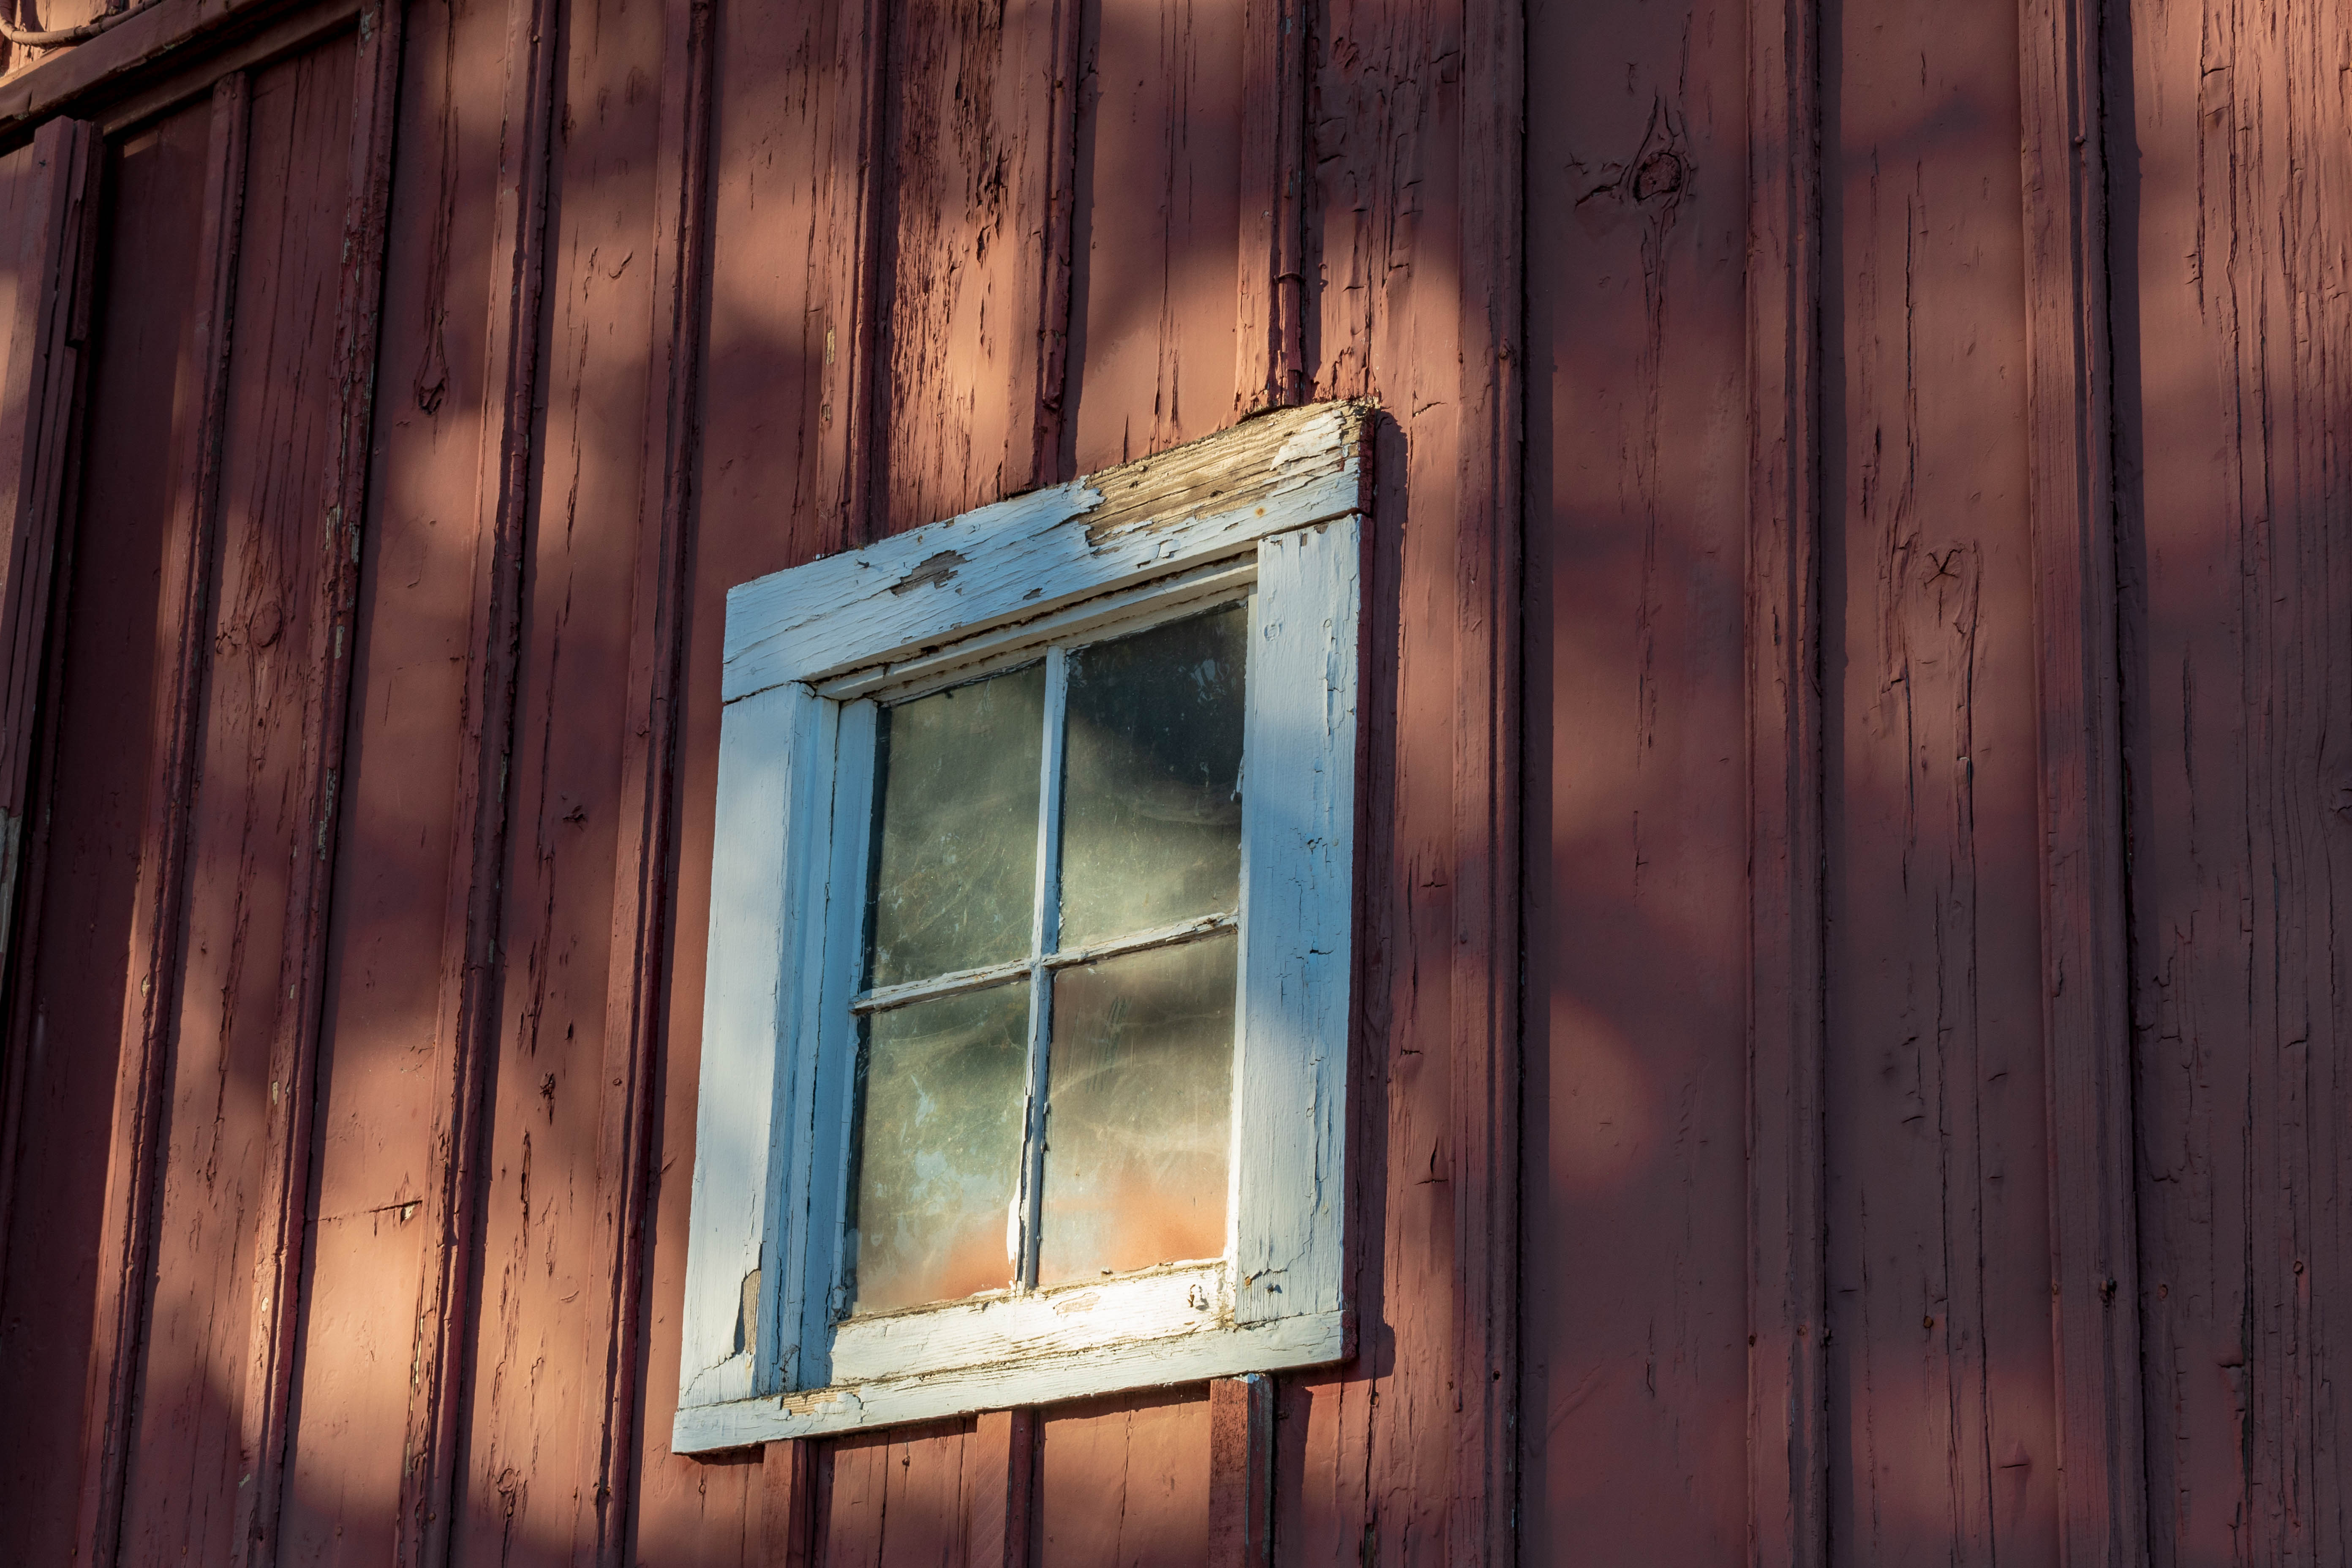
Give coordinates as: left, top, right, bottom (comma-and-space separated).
847, 982, 1029, 1315
865, 664, 1045, 988
1058, 604, 1247, 946
1036, 932, 1237, 1285
848, 602, 1248, 1318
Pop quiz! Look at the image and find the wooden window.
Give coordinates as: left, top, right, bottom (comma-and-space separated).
675, 403, 1366, 1451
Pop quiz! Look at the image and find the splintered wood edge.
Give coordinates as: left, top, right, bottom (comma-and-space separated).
721, 400, 1371, 702
672, 1309, 1349, 1453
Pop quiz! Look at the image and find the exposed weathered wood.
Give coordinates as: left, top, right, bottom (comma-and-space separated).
227, 12, 400, 1562
1205, 1374, 1273, 1567
1744, 0, 1828, 1557
392, 0, 558, 1551
724, 400, 1367, 702
1450, 0, 1523, 1556
2015, 0, 2147, 1562
69, 82, 240, 1568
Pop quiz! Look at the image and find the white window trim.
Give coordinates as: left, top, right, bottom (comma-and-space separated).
674, 402, 1368, 1453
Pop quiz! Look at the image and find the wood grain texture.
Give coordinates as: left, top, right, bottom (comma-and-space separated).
2119, 1, 2352, 1563
1745, 0, 1829, 1558
1824, 0, 2067, 1560
2016, 0, 2150, 1561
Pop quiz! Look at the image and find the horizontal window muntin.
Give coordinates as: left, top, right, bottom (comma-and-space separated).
849, 910, 1239, 1017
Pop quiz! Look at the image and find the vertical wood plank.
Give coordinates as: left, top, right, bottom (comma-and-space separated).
1232, 0, 1307, 415
1038, 1391, 1209, 1568
392, 0, 559, 1550
1451, 0, 1524, 1556
1063, 0, 1245, 475
229, 7, 406, 1561
0, 110, 93, 1315
2015, 0, 2148, 1561
1027, 0, 1082, 485
1206, 1375, 1273, 1568
0, 114, 91, 973
1744, 0, 1828, 1558
875, 0, 1068, 534
2121, 2, 2352, 1562
70, 83, 244, 1568
588, 0, 720, 1543
836, 0, 891, 551
762, 1438, 819, 1568
968, 1408, 1038, 1568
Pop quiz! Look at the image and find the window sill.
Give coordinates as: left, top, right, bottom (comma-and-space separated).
672, 1307, 1350, 1451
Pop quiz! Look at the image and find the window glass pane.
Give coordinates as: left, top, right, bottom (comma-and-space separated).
867, 664, 1046, 987
1057, 604, 1247, 947
847, 983, 1029, 1315
1036, 932, 1236, 1285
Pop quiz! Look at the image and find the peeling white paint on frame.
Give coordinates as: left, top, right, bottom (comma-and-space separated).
677, 402, 1369, 1451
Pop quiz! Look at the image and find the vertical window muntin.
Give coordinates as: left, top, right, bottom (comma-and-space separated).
841, 595, 1253, 1319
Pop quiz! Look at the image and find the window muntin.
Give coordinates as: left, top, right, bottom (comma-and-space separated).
843, 602, 1250, 1319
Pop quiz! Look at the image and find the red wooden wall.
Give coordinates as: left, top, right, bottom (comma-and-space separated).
0, 0, 2340, 1560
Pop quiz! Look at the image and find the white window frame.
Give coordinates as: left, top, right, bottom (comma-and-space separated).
673, 402, 1367, 1453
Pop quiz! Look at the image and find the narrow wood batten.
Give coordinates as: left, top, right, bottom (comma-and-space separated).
1234, 0, 1308, 415
1449, 0, 1525, 1556
2014, 0, 2149, 1561
1743, 0, 1829, 1560
1206, 1373, 1274, 1567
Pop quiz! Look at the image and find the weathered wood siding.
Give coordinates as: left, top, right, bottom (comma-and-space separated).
0, 0, 2338, 1561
